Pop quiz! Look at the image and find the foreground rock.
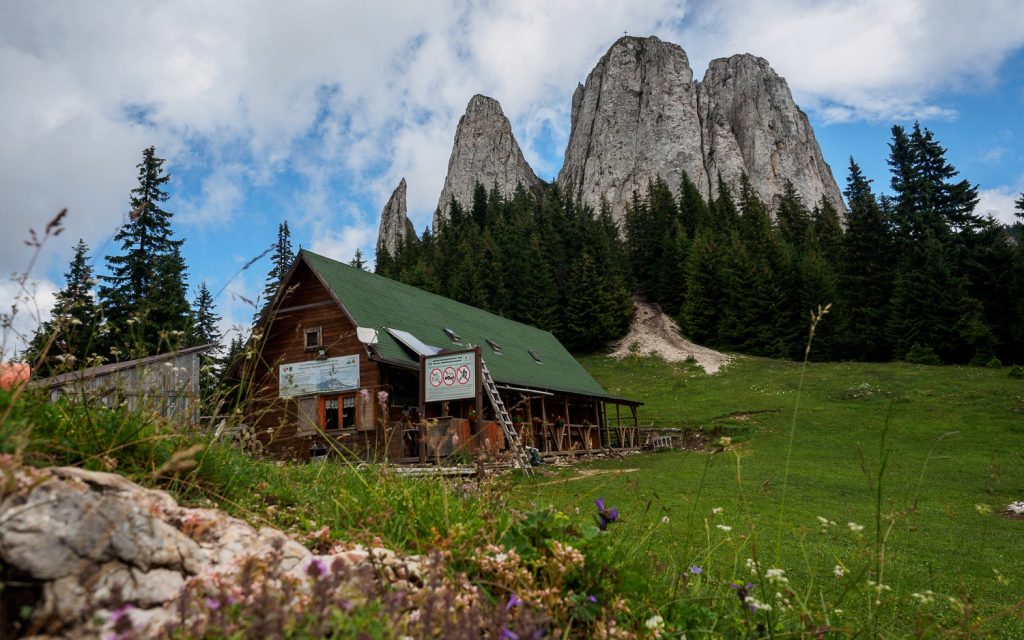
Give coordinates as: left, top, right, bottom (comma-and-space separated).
558, 36, 845, 224
433, 94, 544, 228
0, 464, 419, 639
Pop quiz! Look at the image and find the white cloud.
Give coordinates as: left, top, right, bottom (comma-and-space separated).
1, 0, 1022, 290
0, 277, 58, 360
676, 0, 1024, 123
976, 185, 1023, 225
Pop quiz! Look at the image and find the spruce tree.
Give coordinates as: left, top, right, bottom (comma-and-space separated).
191, 282, 222, 350
350, 248, 366, 270
838, 159, 894, 360
25, 239, 103, 375
99, 146, 191, 357
261, 221, 294, 308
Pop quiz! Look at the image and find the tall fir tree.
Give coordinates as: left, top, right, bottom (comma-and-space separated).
25, 239, 103, 375
99, 146, 191, 357
191, 282, 222, 350
349, 248, 366, 270
261, 221, 294, 311
838, 159, 895, 361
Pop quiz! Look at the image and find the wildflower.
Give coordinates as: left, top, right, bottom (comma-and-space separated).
587, 594, 598, 603
505, 593, 522, 610
204, 597, 221, 611
911, 591, 935, 604
718, 436, 732, 447
499, 628, 519, 640
711, 507, 723, 515
834, 564, 846, 578
847, 521, 864, 533
716, 524, 732, 532
661, 515, 670, 524
745, 558, 759, 573
108, 603, 135, 640
745, 596, 772, 613
765, 568, 788, 584
594, 498, 619, 530
1007, 501, 1024, 515
645, 614, 666, 636
689, 565, 702, 575
306, 557, 327, 578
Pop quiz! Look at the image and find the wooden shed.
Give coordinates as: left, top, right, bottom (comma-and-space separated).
34, 344, 213, 423
238, 249, 640, 461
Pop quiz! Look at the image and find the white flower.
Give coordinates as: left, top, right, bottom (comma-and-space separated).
661, 515, 670, 524
716, 524, 732, 532
847, 522, 864, 533
834, 565, 846, 578
745, 558, 759, 573
644, 614, 666, 637
911, 590, 935, 604
765, 568, 788, 584
1007, 501, 1024, 515
711, 507, 723, 515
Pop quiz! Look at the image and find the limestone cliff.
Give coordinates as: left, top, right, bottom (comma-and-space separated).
558, 36, 845, 223
375, 178, 415, 257
433, 94, 543, 228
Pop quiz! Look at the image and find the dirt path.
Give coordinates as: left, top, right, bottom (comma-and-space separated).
610, 299, 733, 374
533, 468, 640, 486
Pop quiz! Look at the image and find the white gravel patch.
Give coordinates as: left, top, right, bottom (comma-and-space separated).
610, 299, 733, 374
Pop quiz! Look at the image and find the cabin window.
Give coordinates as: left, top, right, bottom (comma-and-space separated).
443, 327, 462, 343
528, 349, 543, 363
485, 338, 502, 354
304, 326, 322, 349
321, 393, 357, 430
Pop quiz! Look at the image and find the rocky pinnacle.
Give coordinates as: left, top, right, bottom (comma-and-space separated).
558, 36, 846, 223
433, 94, 543, 228
376, 177, 415, 257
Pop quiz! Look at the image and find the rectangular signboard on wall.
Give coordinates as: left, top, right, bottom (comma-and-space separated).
423, 350, 476, 402
279, 354, 360, 398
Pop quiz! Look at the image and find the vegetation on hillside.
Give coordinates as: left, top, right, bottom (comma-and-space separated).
382, 124, 1024, 366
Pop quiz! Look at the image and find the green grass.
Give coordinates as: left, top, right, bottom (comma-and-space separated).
514, 355, 1024, 635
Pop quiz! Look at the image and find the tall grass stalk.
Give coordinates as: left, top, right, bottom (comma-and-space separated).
773, 303, 830, 562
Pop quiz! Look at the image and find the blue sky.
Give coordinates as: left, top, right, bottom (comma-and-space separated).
2, 0, 1023, 353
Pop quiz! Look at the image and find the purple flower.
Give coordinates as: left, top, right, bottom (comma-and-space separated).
506, 593, 522, 610
499, 628, 519, 640
594, 498, 620, 530
587, 594, 598, 603
690, 565, 702, 575
306, 557, 327, 579
204, 597, 221, 611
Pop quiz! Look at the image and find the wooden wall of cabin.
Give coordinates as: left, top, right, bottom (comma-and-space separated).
246, 260, 386, 459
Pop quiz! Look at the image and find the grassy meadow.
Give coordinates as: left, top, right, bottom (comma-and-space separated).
513, 354, 1024, 635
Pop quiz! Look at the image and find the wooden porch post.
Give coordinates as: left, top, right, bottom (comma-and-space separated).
540, 395, 547, 452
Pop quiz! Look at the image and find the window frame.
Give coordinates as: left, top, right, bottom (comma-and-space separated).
304, 326, 323, 350
319, 392, 358, 431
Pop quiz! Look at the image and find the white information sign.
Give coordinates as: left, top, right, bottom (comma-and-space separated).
279, 355, 360, 398
424, 350, 476, 402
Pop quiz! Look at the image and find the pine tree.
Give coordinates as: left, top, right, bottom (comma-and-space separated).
838, 159, 894, 361
25, 240, 103, 375
99, 146, 191, 357
191, 282, 222, 350
350, 248, 366, 270
261, 221, 294, 308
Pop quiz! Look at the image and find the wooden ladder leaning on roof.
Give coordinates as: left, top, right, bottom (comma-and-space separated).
478, 356, 532, 474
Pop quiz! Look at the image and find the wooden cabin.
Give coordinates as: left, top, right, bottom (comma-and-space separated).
240, 249, 640, 461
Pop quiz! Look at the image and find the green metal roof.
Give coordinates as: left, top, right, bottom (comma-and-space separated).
300, 249, 624, 401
